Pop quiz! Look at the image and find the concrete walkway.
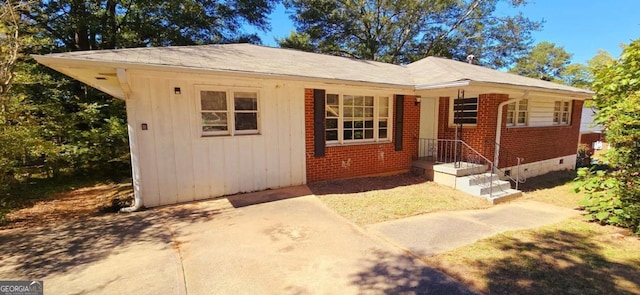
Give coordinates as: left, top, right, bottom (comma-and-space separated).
0, 186, 475, 295
367, 200, 579, 257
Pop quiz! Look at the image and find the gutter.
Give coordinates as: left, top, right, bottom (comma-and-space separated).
494, 91, 529, 168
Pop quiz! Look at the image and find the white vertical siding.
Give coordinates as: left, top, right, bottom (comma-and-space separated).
127, 71, 306, 207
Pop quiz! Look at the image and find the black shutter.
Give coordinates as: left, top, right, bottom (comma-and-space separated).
313, 89, 326, 157
395, 95, 404, 151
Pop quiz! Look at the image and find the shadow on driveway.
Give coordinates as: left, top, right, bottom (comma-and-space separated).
0, 202, 228, 279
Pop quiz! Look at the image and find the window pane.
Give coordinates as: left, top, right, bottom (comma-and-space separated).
379, 97, 389, 107
326, 105, 339, 117
519, 100, 528, 111
327, 94, 339, 105
354, 95, 364, 106
562, 113, 569, 123
202, 112, 227, 125
365, 107, 373, 118
506, 112, 514, 124
344, 121, 353, 128
327, 118, 338, 129
379, 106, 388, 117
517, 112, 526, 124
354, 131, 363, 139
379, 119, 387, 128
379, 128, 387, 139
201, 91, 226, 110
354, 107, 363, 117
364, 129, 373, 139
365, 96, 374, 106
553, 113, 560, 123
234, 92, 258, 111
365, 120, 373, 128
344, 95, 354, 106
344, 106, 353, 117
563, 102, 570, 112
554, 101, 561, 111
344, 130, 353, 140
203, 125, 228, 132
326, 130, 338, 141
354, 121, 364, 128
235, 113, 258, 130
507, 103, 515, 111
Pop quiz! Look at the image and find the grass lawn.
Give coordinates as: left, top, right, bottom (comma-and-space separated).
311, 173, 492, 225
314, 170, 640, 294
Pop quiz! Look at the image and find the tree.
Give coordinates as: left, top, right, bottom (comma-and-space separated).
280, 0, 541, 67
27, 0, 278, 50
577, 38, 640, 234
509, 41, 572, 81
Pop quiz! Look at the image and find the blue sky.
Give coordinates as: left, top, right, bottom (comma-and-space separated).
253, 0, 640, 64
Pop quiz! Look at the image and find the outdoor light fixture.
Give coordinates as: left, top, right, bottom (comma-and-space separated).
415, 97, 422, 105
174, 87, 181, 94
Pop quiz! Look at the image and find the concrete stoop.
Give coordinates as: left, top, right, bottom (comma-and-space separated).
412, 161, 523, 204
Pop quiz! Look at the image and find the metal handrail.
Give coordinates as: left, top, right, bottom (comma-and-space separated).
484, 139, 527, 190
418, 138, 503, 198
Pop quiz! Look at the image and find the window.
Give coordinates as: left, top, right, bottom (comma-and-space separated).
506, 99, 529, 126
451, 97, 478, 125
199, 89, 259, 136
553, 100, 571, 125
325, 93, 391, 144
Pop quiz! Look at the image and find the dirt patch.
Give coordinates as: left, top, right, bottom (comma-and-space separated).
1, 182, 133, 230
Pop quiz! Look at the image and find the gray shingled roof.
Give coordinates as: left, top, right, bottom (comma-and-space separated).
37, 43, 593, 95
40, 43, 414, 86
407, 56, 594, 95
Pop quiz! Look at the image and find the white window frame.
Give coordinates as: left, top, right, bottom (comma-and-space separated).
196, 86, 261, 137
448, 97, 478, 126
553, 100, 572, 125
506, 99, 529, 127
325, 91, 393, 145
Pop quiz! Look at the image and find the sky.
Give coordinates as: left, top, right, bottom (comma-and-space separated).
252, 0, 640, 65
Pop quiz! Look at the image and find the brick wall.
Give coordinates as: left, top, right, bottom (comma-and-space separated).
305, 88, 420, 182
438, 94, 584, 168
579, 132, 607, 154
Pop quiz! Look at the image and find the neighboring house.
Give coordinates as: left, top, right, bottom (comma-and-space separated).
34, 44, 593, 208
579, 106, 607, 154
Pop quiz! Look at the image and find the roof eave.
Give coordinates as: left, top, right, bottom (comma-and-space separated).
33, 55, 416, 91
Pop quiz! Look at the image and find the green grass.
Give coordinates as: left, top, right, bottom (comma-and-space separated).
423, 218, 640, 294
313, 174, 491, 225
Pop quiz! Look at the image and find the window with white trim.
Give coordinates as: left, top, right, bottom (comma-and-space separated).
506, 99, 529, 126
199, 89, 259, 136
553, 100, 571, 125
325, 93, 391, 144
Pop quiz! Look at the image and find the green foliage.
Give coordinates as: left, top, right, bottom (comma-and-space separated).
1, 0, 278, 201
576, 38, 640, 234
509, 41, 572, 81
280, 0, 541, 67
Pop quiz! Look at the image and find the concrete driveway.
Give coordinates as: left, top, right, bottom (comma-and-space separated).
0, 186, 474, 294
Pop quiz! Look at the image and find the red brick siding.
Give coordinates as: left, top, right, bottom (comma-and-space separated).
438, 95, 584, 168
305, 89, 420, 182
579, 132, 607, 154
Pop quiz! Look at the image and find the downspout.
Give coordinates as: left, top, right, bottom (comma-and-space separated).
494, 91, 529, 168
116, 68, 144, 213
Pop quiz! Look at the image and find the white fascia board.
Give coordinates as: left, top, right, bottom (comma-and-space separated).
469, 81, 594, 100
414, 80, 470, 90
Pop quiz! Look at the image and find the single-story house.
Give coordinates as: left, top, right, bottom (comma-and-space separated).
34, 44, 593, 208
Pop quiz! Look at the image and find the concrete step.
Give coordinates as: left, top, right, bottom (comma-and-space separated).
455, 172, 500, 186
483, 189, 523, 204
432, 162, 488, 177
458, 179, 512, 196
